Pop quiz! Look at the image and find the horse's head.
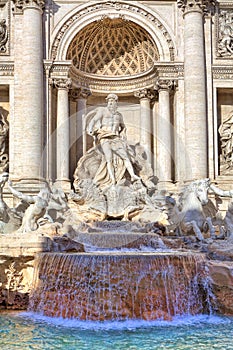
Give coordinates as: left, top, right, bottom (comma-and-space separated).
192, 178, 210, 205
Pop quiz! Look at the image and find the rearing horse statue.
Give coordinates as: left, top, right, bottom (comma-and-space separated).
170, 178, 215, 240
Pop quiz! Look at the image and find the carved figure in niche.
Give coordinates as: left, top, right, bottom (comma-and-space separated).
0, 19, 8, 53
83, 93, 140, 188
218, 111, 233, 173
8, 181, 51, 232
218, 10, 233, 56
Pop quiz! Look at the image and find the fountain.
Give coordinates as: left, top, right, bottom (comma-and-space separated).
0, 94, 233, 323
29, 252, 212, 321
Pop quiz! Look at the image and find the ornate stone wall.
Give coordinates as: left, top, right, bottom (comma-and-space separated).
0, 0, 232, 190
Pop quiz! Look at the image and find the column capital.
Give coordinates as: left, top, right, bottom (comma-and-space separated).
154, 79, 175, 92
70, 88, 91, 101
134, 88, 155, 100
12, 0, 45, 14
51, 78, 72, 91
177, 0, 216, 16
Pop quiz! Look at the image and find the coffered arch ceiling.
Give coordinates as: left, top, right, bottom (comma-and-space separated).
67, 17, 159, 77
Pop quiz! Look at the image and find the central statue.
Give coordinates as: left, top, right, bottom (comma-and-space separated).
72, 94, 161, 221
83, 93, 140, 187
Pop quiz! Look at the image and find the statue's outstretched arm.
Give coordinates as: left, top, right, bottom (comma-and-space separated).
209, 183, 233, 197
8, 180, 35, 204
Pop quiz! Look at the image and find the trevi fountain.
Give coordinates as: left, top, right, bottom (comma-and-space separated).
1, 0, 233, 349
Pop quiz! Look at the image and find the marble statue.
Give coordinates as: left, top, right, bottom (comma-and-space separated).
219, 111, 233, 173
73, 94, 160, 221
168, 179, 215, 241
83, 93, 140, 187
8, 181, 51, 233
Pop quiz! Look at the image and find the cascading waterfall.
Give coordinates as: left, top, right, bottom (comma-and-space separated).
29, 252, 213, 321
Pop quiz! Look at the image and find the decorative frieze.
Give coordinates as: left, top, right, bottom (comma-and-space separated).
216, 7, 233, 58
177, 0, 216, 15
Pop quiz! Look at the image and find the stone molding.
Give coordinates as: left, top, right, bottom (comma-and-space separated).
50, 1, 175, 62
70, 64, 183, 94
212, 66, 233, 79
12, 0, 45, 14
177, 0, 216, 15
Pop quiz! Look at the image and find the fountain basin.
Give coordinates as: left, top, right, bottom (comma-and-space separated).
29, 252, 211, 321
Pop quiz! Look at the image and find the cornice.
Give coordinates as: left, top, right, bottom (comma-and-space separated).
212, 65, 233, 79
0, 62, 14, 76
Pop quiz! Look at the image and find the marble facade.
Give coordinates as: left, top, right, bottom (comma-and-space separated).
0, 0, 233, 197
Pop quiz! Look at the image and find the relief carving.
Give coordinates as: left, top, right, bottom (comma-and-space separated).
219, 111, 233, 174
0, 19, 8, 53
0, 112, 9, 173
217, 9, 233, 57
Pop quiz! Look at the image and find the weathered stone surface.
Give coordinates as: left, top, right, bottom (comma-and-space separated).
207, 260, 233, 315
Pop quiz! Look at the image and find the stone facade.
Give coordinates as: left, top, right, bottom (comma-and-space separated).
0, 0, 232, 194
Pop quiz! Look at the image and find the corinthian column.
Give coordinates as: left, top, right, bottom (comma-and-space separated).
54, 78, 72, 190
154, 79, 173, 186
134, 89, 154, 164
12, 0, 45, 184
178, 0, 215, 181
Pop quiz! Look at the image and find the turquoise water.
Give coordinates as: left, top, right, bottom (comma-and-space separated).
0, 312, 233, 350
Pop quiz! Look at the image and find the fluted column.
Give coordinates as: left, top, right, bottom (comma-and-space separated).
154, 79, 173, 186
178, 0, 215, 181
12, 0, 45, 184
54, 78, 72, 190
134, 89, 154, 164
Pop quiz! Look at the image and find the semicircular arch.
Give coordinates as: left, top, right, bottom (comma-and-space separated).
50, 1, 176, 63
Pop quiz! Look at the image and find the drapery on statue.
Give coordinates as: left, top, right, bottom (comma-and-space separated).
75, 93, 140, 189
218, 111, 233, 173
